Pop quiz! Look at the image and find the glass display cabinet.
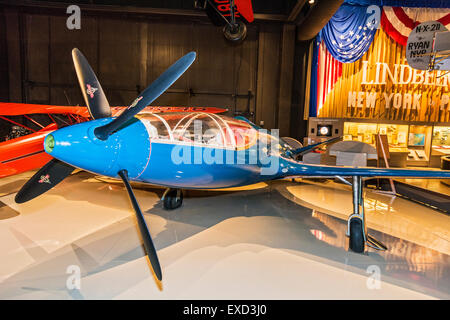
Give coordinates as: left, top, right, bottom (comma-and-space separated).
430, 126, 450, 167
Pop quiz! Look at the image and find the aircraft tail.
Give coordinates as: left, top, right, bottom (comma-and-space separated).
286, 162, 450, 179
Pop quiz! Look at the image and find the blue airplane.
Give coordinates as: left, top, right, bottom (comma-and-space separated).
15, 48, 450, 283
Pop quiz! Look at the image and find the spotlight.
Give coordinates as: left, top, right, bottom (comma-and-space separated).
308, 0, 315, 4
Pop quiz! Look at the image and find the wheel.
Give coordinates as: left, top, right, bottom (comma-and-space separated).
223, 20, 247, 43
349, 217, 365, 253
163, 189, 183, 210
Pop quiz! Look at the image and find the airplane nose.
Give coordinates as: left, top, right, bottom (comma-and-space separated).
43, 118, 151, 179
42, 120, 122, 177
44, 134, 55, 154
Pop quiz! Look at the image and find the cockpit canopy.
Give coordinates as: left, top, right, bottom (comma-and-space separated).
137, 112, 258, 150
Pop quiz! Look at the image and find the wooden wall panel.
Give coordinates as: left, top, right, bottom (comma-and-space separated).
233, 25, 258, 118
255, 24, 282, 130
25, 14, 49, 103
98, 18, 141, 106
147, 20, 192, 107
49, 15, 98, 105
49, 16, 98, 85
0, 8, 9, 102
146, 20, 259, 117
3, 10, 291, 131
4, 8, 22, 102
277, 24, 295, 137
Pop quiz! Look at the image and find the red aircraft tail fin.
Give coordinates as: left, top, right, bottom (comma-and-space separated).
235, 0, 254, 23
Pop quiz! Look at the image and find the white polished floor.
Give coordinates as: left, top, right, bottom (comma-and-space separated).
0, 171, 449, 299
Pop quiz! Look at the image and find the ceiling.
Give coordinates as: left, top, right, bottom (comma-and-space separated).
29, 0, 300, 16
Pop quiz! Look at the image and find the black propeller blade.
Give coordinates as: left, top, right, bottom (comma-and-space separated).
72, 48, 112, 120
15, 159, 75, 203
118, 170, 162, 281
94, 51, 196, 140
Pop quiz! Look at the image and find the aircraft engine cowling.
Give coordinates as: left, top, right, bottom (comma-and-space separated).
44, 118, 151, 179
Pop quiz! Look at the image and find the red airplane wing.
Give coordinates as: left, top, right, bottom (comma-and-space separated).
0, 103, 227, 178
0, 103, 227, 117
0, 123, 56, 178
0, 102, 90, 117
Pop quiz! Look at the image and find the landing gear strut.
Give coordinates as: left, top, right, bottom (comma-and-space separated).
162, 188, 183, 210
347, 176, 387, 253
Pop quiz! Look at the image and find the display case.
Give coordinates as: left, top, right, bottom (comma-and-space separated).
310, 120, 449, 168
430, 126, 450, 167
343, 122, 377, 144
343, 123, 409, 147
342, 122, 429, 167
406, 125, 432, 166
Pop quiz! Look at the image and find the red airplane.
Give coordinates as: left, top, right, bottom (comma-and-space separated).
198, 0, 254, 42
0, 102, 226, 178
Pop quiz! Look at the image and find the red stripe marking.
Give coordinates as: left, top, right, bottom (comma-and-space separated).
392, 7, 419, 30
381, 9, 407, 46
438, 13, 450, 26
235, 0, 254, 22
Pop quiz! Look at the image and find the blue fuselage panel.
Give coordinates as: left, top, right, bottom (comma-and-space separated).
45, 117, 450, 188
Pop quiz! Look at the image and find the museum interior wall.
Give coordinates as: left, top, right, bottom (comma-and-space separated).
0, 4, 305, 138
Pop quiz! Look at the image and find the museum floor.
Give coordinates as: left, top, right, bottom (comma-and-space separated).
0, 171, 449, 299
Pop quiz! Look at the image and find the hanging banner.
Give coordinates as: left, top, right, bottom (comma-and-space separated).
381, 6, 450, 46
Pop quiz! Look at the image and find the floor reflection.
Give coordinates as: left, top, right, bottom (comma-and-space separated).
307, 209, 449, 297
0, 173, 448, 299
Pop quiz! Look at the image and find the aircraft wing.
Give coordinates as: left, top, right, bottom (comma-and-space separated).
287, 162, 450, 179
0, 102, 90, 117
117, 106, 228, 115
0, 102, 227, 117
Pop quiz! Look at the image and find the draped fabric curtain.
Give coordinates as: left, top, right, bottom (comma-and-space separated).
381, 6, 450, 45
316, 42, 343, 115
320, 3, 378, 63
309, 2, 376, 116
309, 39, 320, 117
345, 0, 450, 8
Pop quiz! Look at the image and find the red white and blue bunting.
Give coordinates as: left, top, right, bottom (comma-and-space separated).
381, 6, 450, 46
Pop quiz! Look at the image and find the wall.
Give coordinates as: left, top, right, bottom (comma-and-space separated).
0, 9, 9, 101
0, 5, 298, 138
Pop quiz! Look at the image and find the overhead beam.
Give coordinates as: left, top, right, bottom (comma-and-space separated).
287, 0, 307, 22
297, 0, 344, 41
